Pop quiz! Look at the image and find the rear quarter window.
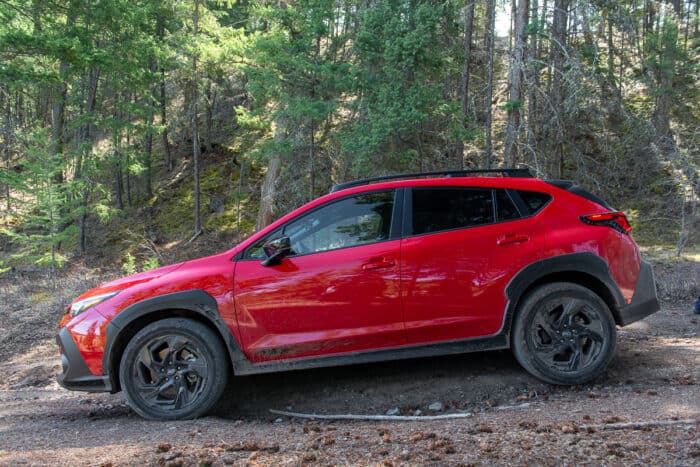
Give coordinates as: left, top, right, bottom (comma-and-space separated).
517, 190, 552, 215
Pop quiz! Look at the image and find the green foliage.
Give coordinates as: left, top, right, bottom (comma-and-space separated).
122, 253, 137, 275
501, 99, 524, 111
142, 256, 160, 271
0, 0, 697, 271
1, 128, 77, 271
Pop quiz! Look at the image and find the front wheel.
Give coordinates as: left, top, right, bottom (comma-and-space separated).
512, 282, 617, 385
119, 318, 229, 420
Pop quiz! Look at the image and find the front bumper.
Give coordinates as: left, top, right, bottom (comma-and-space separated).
618, 260, 660, 326
56, 327, 112, 393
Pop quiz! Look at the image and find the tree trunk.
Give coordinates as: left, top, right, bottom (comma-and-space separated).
1, 88, 10, 214
145, 59, 158, 198
257, 116, 285, 230
484, 0, 496, 168
114, 152, 124, 210
50, 2, 78, 185
526, 0, 540, 170
51, 62, 68, 184
505, 0, 529, 166
309, 120, 315, 200
160, 69, 173, 172
156, 12, 173, 172
205, 79, 214, 153
192, 0, 202, 236
75, 66, 99, 254
652, 18, 677, 143
457, 0, 475, 169
550, 0, 569, 177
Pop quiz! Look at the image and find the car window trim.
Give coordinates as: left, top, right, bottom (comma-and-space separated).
506, 188, 529, 217
495, 188, 525, 221
238, 188, 399, 261
509, 189, 553, 216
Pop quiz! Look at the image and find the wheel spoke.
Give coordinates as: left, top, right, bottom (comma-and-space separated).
574, 324, 604, 342
533, 343, 562, 361
137, 345, 164, 375
568, 346, 582, 371
134, 380, 162, 402
165, 336, 188, 362
174, 384, 190, 410
183, 359, 207, 377
533, 313, 559, 341
556, 299, 582, 328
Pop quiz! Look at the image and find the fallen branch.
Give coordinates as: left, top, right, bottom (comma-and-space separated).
580, 419, 698, 431
185, 229, 203, 245
269, 409, 473, 421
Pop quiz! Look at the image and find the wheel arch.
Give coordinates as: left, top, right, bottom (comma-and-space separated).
103, 290, 246, 392
504, 252, 626, 335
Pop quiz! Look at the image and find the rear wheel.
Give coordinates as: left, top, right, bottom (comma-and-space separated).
512, 282, 616, 385
119, 318, 229, 420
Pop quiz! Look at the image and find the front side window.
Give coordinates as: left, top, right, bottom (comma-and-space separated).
411, 187, 494, 235
246, 191, 395, 259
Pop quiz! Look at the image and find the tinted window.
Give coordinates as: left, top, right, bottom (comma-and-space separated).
518, 190, 552, 215
412, 188, 494, 235
282, 191, 395, 255
496, 190, 521, 221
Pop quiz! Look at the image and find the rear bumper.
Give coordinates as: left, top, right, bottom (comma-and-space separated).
618, 260, 660, 326
56, 327, 113, 393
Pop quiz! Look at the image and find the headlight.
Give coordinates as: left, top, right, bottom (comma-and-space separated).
68, 291, 120, 317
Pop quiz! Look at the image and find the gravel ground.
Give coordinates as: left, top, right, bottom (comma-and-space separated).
0, 263, 698, 466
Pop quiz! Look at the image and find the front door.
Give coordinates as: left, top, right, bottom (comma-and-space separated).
233, 190, 405, 363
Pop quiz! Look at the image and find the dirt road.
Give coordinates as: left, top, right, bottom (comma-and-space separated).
0, 299, 698, 465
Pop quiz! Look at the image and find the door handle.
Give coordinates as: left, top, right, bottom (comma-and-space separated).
496, 234, 530, 246
362, 257, 396, 271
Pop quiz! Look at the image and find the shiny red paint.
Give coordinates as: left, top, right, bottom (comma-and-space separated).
58, 176, 643, 377
233, 239, 404, 361
401, 214, 544, 344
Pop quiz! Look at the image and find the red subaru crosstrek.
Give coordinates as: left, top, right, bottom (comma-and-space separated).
57, 169, 659, 420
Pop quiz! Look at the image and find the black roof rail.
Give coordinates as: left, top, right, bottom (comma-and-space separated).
330, 168, 533, 193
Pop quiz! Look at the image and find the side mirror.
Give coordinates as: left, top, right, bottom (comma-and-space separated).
261, 236, 291, 267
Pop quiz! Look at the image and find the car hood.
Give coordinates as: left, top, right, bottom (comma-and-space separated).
72, 261, 187, 303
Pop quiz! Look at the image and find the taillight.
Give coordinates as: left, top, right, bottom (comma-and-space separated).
580, 212, 632, 234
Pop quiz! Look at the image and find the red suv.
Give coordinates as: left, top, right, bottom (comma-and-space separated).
57, 169, 659, 420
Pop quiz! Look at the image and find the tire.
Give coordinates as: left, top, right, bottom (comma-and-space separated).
511, 282, 617, 385
119, 318, 230, 420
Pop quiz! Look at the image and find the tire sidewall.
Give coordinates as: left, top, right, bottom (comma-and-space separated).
512, 283, 617, 385
119, 318, 229, 420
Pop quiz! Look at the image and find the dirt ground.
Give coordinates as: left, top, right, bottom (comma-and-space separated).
0, 259, 698, 466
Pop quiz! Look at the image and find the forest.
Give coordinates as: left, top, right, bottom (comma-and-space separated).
0, 0, 698, 274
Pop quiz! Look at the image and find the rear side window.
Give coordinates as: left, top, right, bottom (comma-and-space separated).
496, 190, 521, 221
517, 190, 552, 215
411, 188, 493, 235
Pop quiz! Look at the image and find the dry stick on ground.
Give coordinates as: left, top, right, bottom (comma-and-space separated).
579, 419, 698, 431
269, 409, 698, 429
269, 409, 474, 421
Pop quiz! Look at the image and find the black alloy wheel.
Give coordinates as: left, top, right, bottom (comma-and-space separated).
120, 318, 229, 420
512, 282, 617, 385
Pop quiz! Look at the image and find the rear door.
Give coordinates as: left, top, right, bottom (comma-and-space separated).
400, 186, 544, 344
